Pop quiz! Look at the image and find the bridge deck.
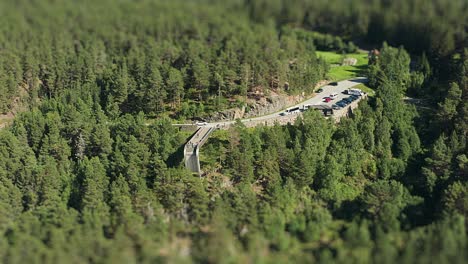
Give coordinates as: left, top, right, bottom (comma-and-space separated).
184, 127, 216, 174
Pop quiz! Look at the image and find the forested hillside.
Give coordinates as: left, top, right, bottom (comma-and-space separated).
248, 0, 467, 56
0, 0, 329, 119
0, 0, 467, 263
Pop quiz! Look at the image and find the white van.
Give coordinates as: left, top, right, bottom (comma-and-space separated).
281, 106, 301, 116
288, 107, 301, 114
329, 93, 338, 100
348, 89, 363, 96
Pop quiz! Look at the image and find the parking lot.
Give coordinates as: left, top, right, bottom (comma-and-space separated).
182, 78, 369, 128
318, 91, 362, 110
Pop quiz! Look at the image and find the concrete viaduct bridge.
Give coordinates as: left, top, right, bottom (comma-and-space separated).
177, 77, 368, 174
183, 127, 216, 173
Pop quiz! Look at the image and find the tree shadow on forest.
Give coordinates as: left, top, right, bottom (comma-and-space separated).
166, 129, 199, 168
334, 199, 363, 221
166, 143, 185, 168
347, 65, 368, 77
399, 151, 434, 228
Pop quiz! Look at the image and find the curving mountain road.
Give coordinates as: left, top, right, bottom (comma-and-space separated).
179, 77, 368, 173
197, 77, 368, 128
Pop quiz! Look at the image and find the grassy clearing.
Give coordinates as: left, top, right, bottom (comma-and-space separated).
355, 83, 375, 96
316, 51, 369, 81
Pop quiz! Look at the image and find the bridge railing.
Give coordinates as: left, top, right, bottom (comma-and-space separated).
198, 127, 216, 147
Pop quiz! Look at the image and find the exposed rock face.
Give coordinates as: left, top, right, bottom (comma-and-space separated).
214, 93, 369, 129
202, 81, 329, 122
243, 94, 304, 118
203, 106, 246, 122
0, 83, 30, 129
202, 93, 305, 122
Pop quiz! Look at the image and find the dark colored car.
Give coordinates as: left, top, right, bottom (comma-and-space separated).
343, 98, 352, 104
349, 95, 359, 100
332, 104, 342, 110
336, 101, 347, 107
317, 88, 324, 93
329, 82, 338, 86
342, 89, 349, 94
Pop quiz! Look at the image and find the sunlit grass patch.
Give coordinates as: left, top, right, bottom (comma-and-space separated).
316, 51, 369, 81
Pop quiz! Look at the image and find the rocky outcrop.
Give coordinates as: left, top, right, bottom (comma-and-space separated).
243, 94, 304, 118
0, 83, 31, 129
202, 93, 305, 122
202, 106, 246, 122
202, 80, 328, 123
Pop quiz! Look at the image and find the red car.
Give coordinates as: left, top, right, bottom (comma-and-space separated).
323, 97, 332, 103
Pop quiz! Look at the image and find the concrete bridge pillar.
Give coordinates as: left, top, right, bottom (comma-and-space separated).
183, 127, 215, 174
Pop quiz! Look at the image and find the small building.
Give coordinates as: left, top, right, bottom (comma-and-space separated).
368, 49, 380, 65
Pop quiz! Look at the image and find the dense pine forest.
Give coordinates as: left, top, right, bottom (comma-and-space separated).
0, 0, 467, 263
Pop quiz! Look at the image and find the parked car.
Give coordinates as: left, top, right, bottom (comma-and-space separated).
195, 121, 208, 126
342, 89, 349, 94
336, 101, 347, 107
342, 98, 352, 104
350, 95, 359, 100
330, 93, 339, 100
348, 88, 363, 96
332, 104, 342, 110
323, 97, 332, 103
329, 82, 338, 86
317, 88, 324, 93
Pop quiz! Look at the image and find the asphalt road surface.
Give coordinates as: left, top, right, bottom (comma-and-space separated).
200, 77, 368, 128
